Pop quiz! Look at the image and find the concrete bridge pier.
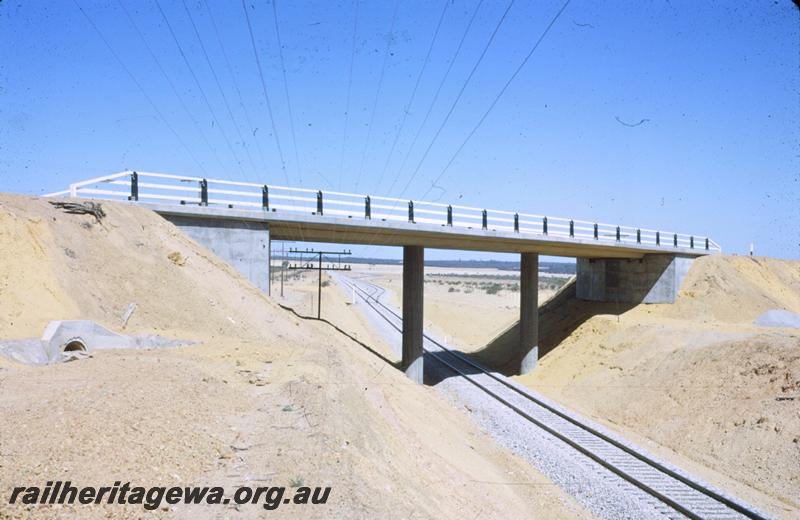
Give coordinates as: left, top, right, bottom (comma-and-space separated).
519, 252, 539, 374
402, 245, 424, 383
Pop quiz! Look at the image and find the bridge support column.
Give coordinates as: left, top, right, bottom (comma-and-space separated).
402, 246, 424, 384
519, 252, 539, 374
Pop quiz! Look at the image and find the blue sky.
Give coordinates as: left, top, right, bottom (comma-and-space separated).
1, 1, 798, 260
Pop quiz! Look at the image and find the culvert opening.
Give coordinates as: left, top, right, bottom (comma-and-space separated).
63, 339, 87, 352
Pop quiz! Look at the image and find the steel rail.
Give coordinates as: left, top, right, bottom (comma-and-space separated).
343, 275, 767, 520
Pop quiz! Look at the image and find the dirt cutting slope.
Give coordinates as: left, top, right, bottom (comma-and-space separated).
520, 254, 800, 516
0, 193, 279, 343
0, 194, 586, 519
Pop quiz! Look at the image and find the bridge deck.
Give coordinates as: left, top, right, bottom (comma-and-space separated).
145, 203, 708, 259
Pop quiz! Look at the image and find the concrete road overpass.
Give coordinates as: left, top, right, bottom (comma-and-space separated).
47, 171, 720, 382
152, 202, 707, 260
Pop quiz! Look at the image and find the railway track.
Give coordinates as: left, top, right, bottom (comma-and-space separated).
338, 274, 769, 520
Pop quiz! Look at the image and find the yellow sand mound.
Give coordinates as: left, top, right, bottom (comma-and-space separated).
0, 193, 584, 519
664, 255, 800, 323
0, 193, 279, 341
521, 254, 800, 515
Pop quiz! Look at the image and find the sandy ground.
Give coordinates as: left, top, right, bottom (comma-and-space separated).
0, 194, 587, 519
357, 253, 800, 517
521, 256, 800, 517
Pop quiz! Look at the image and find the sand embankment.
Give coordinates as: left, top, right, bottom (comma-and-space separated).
0, 194, 585, 519
518, 255, 800, 514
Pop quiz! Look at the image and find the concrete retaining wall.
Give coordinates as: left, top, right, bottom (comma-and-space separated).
163, 215, 271, 294
576, 254, 693, 304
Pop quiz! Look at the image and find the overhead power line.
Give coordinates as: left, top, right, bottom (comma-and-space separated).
154, 0, 248, 180
202, 0, 271, 180
384, 0, 484, 196
354, 0, 401, 190
116, 0, 227, 176
180, 0, 258, 181
420, 0, 572, 200
241, 0, 290, 185
271, 0, 304, 185
73, 0, 209, 176
372, 0, 449, 194
397, 0, 516, 199
337, 0, 360, 190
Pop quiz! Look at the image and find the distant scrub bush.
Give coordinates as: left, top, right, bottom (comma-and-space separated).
484, 283, 503, 295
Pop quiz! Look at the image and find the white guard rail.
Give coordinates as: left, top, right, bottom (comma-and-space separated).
45, 171, 721, 252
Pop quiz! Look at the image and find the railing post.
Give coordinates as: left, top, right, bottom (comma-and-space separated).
129, 171, 139, 201
447, 205, 453, 226
514, 213, 519, 233
200, 179, 208, 206
594, 223, 598, 240
543, 217, 548, 235
636, 229, 641, 244
365, 196, 371, 219
408, 201, 414, 223
316, 191, 323, 215
262, 185, 269, 210
656, 231, 660, 246
569, 220, 574, 237
616, 226, 620, 242
690, 236, 694, 249
482, 210, 488, 230
673, 233, 678, 247
705, 238, 709, 250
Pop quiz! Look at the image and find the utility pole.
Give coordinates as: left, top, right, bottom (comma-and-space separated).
280, 241, 285, 297
287, 248, 351, 319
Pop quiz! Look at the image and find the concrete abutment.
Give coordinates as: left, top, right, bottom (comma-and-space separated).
576, 254, 693, 304
162, 215, 271, 294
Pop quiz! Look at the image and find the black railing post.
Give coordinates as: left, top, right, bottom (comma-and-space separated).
673, 233, 678, 247
656, 231, 660, 246
705, 238, 709, 250
200, 179, 208, 206
365, 196, 371, 219
569, 220, 574, 237
616, 226, 621, 242
129, 171, 139, 201
690, 236, 694, 249
594, 223, 599, 240
408, 201, 414, 223
447, 205, 453, 226
316, 191, 323, 215
636, 229, 641, 244
262, 185, 269, 210
482, 210, 488, 230
514, 213, 519, 232
543, 217, 548, 235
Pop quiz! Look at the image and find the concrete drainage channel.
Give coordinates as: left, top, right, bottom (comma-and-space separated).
333, 273, 771, 520
0, 320, 196, 366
